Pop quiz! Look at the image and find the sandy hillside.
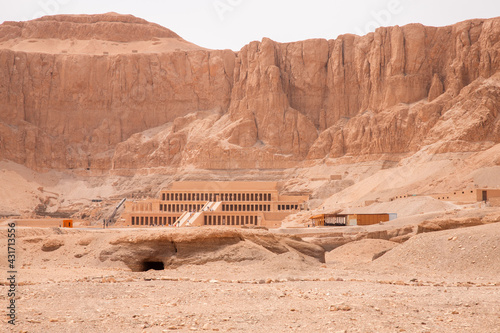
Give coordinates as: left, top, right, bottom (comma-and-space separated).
317, 145, 500, 212
325, 239, 399, 267
370, 223, 500, 280
342, 196, 460, 217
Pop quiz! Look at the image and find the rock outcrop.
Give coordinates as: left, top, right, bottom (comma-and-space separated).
417, 217, 486, 233
1, 14, 500, 171
100, 228, 326, 271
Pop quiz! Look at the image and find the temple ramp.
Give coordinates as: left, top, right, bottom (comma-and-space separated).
173, 211, 189, 227
185, 211, 204, 226
210, 202, 223, 212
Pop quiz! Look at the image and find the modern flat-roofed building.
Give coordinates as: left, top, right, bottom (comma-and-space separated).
432, 188, 500, 204
391, 188, 500, 205
310, 213, 393, 226
121, 181, 309, 228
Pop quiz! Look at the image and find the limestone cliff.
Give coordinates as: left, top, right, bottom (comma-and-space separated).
0, 14, 499, 171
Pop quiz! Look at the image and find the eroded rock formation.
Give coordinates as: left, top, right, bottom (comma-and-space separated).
100, 228, 326, 270
1, 14, 499, 171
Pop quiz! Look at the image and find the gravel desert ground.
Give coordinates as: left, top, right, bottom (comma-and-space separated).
1, 220, 499, 333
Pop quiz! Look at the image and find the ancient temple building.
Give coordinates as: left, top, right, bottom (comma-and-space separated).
121, 182, 309, 228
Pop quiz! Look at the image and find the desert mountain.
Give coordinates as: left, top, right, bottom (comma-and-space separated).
1, 13, 499, 172
1, 13, 500, 218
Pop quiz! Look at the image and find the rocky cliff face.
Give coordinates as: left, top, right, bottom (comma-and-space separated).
1, 14, 499, 171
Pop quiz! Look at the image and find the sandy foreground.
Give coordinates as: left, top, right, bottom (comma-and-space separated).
1, 223, 500, 333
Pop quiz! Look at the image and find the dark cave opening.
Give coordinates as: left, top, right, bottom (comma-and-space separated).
141, 261, 165, 271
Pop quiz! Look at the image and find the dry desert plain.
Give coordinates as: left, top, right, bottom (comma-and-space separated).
1, 209, 500, 333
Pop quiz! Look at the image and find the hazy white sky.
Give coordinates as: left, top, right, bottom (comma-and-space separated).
2, 0, 499, 50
